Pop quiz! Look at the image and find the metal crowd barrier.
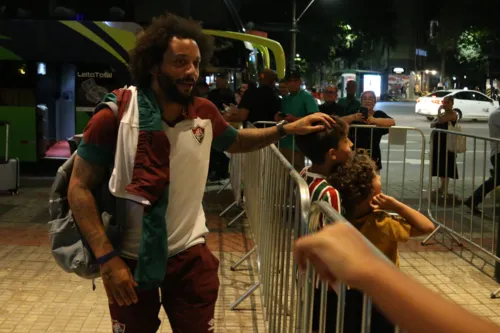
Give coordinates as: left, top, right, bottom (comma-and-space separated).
350, 124, 426, 211
219, 151, 245, 226
304, 201, 403, 333
229, 124, 312, 333
422, 129, 500, 297
219, 124, 245, 226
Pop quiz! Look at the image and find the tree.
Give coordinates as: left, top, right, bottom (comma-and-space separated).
456, 27, 485, 64
328, 22, 364, 68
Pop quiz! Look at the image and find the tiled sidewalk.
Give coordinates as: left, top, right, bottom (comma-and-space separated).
1, 183, 500, 332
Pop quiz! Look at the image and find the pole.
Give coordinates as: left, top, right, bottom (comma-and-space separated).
290, 0, 297, 70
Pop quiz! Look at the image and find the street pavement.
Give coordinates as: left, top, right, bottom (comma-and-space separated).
374, 102, 492, 197
1, 102, 500, 332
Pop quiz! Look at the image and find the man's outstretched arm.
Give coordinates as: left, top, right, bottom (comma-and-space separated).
225, 113, 335, 154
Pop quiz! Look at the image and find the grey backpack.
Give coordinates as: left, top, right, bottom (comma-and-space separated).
48, 99, 126, 282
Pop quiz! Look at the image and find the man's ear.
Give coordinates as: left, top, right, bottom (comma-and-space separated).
328, 148, 337, 161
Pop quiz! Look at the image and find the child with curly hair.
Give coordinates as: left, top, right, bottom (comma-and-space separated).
325, 153, 435, 332
329, 153, 435, 265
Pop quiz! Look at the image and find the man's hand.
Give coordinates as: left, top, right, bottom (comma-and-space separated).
274, 112, 285, 122
370, 193, 400, 211
222, 103, 238, 114
101, 257, 139, 306
294, 223, 382, 289
284, 113, 335, 136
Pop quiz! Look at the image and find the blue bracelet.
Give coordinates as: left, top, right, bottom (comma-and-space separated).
95, 250, 120, 265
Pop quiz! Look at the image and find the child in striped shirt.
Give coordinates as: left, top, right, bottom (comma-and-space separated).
296, 116, 353, 227
295, 116, 353, 333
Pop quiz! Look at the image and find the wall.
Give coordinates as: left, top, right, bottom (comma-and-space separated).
55, 64, 76, 141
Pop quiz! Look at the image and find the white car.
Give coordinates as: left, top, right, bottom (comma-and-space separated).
415, 89, 498, 121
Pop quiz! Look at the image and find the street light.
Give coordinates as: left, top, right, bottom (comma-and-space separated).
291, 0, 318, 68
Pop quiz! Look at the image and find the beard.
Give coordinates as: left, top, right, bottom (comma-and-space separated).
157, 71, 195, 106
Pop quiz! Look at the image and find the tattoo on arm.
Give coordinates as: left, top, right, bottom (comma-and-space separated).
68, 156, 114, 258
226, 127, 280, 153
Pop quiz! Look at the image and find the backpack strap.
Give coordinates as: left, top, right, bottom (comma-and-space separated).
92, 88, 132, 126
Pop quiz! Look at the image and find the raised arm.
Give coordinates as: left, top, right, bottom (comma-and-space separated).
371, 193, 435, 236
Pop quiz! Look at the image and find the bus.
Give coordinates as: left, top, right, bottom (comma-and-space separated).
0, 20, 285, 162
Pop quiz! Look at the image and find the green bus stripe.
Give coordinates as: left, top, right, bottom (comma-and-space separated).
0, 46, 21, 60
60, 21, 127, 65
94, 22, 136, 52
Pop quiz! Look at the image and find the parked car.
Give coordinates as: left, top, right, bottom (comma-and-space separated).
415, 89, 498, 121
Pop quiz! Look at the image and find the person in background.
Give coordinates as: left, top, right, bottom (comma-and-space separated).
279, 79, 289, 98
350, 91, 395, 170
430, 96, 459, 199
207, 74, 235, 181
327, 153, 435, 333
194, 80, 209, 98
234, 87, 244, 105
311, 87, 321, 104
240, 81, 249, 96
320, 85, 365, 125
207, 74, 235, 110
465, 108, 500, 214
338, 80, 361, 115
276, 70, 319, 170
294, 223, 500, 333
223, 69, 281, 127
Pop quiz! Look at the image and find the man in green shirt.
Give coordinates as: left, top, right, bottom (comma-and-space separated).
275, 71, 319, 170
338, 80, 361, 115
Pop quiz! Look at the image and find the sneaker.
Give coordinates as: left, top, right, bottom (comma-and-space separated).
464, 198, 482, 215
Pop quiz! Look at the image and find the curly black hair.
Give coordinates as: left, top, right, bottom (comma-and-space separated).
328, 153, 377, 219
295, 116, 348, 165
129, 13, 215, 88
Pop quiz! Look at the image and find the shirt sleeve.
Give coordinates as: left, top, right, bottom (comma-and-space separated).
305, 94, 319, 115
321, 187, 342, 213
374, 111, 392, 135
374, 110, 393, 119
376, 212, 412, 243
205, 100, 238, 152
77, 108, 117, 166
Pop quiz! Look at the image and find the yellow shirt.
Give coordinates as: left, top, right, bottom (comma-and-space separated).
352, 211, 412, 267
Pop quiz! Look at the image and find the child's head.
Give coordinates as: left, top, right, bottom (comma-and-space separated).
295, 116, 352, 167
328, 153, 381, 218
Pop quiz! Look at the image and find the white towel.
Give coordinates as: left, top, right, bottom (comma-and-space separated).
108, 86, 151, 206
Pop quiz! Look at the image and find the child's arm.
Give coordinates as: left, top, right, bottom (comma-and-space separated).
371, 193, 435, 236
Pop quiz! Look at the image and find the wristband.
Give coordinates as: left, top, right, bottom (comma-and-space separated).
95, 250, 120, 265
276, 120, 288, 138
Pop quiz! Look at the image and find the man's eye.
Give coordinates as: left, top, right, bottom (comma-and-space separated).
174, 59, 187, 66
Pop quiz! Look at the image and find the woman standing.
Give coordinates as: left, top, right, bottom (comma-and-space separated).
349, 90, 395, 170
431, 96, 459, 198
